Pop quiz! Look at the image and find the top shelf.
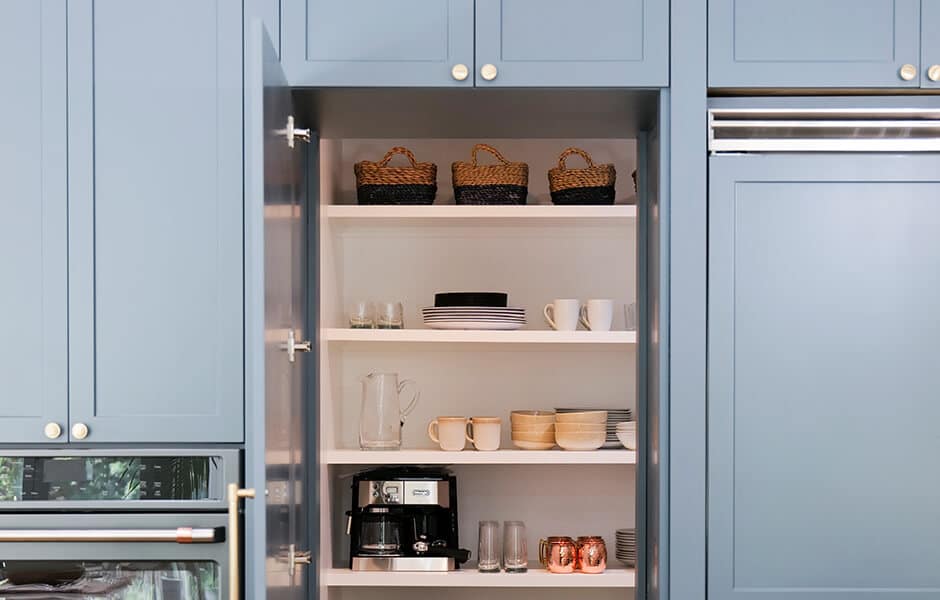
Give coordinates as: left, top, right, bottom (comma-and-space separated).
325, 204, 637, 224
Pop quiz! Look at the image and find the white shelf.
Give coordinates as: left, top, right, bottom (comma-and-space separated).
326, 204, 637, 223
325, 449, 636, 465
324, 567, 636, 588
324, 328, 637, 345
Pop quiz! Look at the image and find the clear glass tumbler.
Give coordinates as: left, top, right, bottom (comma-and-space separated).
503, 520, 528, 573
376, 301, 404, 329
349, 301, 375, 329
478, 521, 501, 572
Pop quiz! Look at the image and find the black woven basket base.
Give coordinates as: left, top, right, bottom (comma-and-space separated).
357, 184, 437, 205
454, 184, 527, 205
550, 185, 616, 205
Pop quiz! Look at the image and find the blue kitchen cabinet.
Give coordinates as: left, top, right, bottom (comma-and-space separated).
923, 0, 940, 88
709, 0, 922, 88
709, 153, 940, 599
281, 0, 474, 86
0, 1, 68, 444
66, 0, 244, 443
474, 0, 668, 86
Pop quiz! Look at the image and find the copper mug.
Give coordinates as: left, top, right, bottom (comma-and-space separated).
539, 536, 579, 573
576, 536, 607, 573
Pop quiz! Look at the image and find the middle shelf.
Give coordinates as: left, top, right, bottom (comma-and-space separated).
325, 449, 636, 465
325, 328, 637, 344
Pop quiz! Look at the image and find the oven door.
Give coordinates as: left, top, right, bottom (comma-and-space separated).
0, 513, 230, 599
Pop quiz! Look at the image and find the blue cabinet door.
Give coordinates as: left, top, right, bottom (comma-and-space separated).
0, 1, 68, 444
281, 0, 474, 86
923, 0, 940, 88
66, 0, 244, 443
709, 154, 940, 599
709, 0, 921, 88
474, 0, 668, 86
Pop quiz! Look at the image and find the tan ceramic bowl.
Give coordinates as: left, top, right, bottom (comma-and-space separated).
511, 431, 556, 443
555, 422, 606, 433
554, 411, 608, 425
511, 423, 555, 435
510, 410, 556, 425
555, 431, 606, 451
512, 439, 556, 450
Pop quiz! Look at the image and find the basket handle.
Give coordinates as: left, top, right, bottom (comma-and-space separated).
378, 147, 419, 168
557, 147, 596, 170
471, 143, 512, 166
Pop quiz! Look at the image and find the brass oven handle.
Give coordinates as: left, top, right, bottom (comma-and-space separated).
228, 483, 256, 600
0, 528, 224, 543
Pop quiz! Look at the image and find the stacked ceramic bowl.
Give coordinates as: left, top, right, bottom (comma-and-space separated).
557, 408, 632, 448
510, 411, 556, 450
617, 421, 637, 450
554, 410, 607, 450
616, 529, 636, 566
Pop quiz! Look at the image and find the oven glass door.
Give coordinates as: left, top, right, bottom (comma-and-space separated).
0, 513, 229, 599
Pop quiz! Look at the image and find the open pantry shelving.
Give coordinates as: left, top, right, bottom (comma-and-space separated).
323, 567, 637, 588
324, 449, 637, 465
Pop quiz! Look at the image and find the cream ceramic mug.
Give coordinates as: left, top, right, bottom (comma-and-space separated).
580, 299, 614, 331
544, 299, 581, 331
428, 417, 468, 451
466, 417, 501, 451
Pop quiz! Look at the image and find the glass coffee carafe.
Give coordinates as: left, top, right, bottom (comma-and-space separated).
359, 372, 419, 450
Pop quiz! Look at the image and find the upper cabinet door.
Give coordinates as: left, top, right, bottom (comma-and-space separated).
281, 0, 474, 86
0, 1, 68, 444
709, 154, 940, 600
66, 0, 244, 443
709, 0, 921, 88
474, 0, 668, 86
923, 0, 940, 88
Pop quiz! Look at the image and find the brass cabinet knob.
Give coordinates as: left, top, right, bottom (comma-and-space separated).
71, 422, 89, 440
451, 64, 469, 81
928, 64, 940, 82
43, 422, 62, 440
480, 63, 498, 81
899, 63, 917, 81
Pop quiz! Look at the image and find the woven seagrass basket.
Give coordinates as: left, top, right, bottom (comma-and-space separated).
452, 144, 528, 205
548, 147, 616, 205
354, 147, 437, 205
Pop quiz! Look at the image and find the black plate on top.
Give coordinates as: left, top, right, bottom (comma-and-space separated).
434, 292, 508, 307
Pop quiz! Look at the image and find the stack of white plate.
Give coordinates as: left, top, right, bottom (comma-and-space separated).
422, 307, 526, 330
556, 408, 632, 448
616, 528, 636, 567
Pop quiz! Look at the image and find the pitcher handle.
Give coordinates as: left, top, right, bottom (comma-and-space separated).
398, 379, 420, 421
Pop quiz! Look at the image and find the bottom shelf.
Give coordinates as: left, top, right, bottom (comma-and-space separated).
323, 566, 636, 588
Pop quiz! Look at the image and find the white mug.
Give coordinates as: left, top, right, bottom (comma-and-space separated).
544, 299, 581, 331
466, 417, 501, 451
580, 299, 614, 331
428, 417, 468, 451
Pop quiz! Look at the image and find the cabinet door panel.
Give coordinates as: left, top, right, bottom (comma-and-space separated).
281, 0, 474, 86
475, 0, 668, 86
709, 154, 940, 599
923, 0, 940, 88
709, 0, 921, 88
67, 0, 243, 443
0, 1, 68, 443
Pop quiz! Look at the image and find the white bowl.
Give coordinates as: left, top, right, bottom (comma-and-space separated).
555, 431, 605, 451
617, 430, 637, 450
554, 423, 606, 433
554, 411, 607, 424
616, 422, 637, 431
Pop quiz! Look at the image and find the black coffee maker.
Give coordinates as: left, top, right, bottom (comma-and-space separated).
348, 467, 470, 571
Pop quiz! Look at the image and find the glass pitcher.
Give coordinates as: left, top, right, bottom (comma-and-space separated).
360, 372, 419, 450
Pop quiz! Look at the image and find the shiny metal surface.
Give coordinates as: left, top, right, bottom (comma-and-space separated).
451, 64, 469, 81
70, 422, 89, 440
228, 484, 255, 600
357, 480, 450, 507
480, 63, 498, 81
0, 527, 222, 543
900, 63, 918, 81
43, 422, 62, 439
929, 65, 940, 82
351, 556, 455, 571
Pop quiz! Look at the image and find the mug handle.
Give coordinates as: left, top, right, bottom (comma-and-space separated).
398, 379, 420, 422
579, 305, 592, 331
465, 420, 476, 444
543, 304, 556, 330
427, 419, 440, 444
538, 538, 549, 567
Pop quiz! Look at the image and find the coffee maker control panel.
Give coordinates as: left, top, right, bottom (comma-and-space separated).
358, 480, 450, 508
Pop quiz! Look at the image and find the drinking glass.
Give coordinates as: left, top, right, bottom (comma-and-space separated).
503, 521, 528, 573
349, 301, 375, 329
376, 301, 404, 329
478, 521, 501, 572
624, 302, 638, 331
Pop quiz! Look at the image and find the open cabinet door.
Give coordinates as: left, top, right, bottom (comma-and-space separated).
245, 21, 313, 600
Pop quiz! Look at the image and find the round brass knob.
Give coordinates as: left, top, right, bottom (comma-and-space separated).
899, 63, 917, 81
451, 64, 469, 81
71, 422, 89, 440
480, 63, 498, 81
43, 422, 62, 440
928, 64, 940, 82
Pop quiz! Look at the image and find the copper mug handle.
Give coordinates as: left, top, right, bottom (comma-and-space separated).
538, 538, 550, 567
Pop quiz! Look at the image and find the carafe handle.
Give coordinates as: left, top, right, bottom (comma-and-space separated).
398, 379, 420, 422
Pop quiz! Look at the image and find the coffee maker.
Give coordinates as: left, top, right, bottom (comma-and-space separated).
348, 467, 470, 571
